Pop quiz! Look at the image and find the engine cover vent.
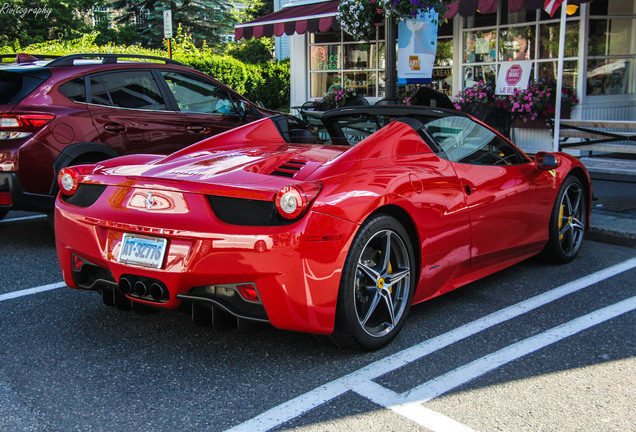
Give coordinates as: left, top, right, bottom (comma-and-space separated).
270, 160, 306, 178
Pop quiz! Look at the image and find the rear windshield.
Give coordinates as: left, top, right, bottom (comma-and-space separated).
0, 69, 51, 105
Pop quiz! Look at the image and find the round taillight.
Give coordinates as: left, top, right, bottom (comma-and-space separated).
58, 167, 80, 196
276, 186, 304, 220
275, 182, 322, 220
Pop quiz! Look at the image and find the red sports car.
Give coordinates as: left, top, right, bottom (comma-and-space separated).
54, 106, 590, 350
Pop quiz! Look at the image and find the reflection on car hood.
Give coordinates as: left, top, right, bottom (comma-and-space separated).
100, 143, 348, 185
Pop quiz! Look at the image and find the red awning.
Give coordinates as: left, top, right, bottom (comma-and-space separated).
235, 0, 341, 40
443, 0, 594, 19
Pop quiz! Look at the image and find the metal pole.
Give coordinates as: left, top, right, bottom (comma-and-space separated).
552, 0, 568, 152
385, 16, 397, 101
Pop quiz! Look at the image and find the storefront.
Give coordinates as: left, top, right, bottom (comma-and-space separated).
236, 0, 635, 124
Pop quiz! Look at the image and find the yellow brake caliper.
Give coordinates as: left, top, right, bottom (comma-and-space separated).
558, 204, 565, 240
376, 250, 393, 294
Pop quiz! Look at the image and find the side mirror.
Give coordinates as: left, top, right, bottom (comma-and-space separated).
535, 151, 560, 170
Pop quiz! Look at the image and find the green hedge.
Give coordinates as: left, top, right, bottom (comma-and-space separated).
1, 33, 290, 110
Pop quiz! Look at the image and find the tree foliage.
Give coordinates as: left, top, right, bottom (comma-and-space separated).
224, 0, 276, 64
112, 0, 235, 48
0, 0, 98, 46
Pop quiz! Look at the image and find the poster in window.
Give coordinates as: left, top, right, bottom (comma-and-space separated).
496, 61, 532, 95
397, 9, 439, 84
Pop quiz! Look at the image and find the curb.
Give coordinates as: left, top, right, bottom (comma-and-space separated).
587, 212, 636, 248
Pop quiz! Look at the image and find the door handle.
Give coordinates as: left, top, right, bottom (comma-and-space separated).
104, 123, 125, 133
186, 125, 205, 134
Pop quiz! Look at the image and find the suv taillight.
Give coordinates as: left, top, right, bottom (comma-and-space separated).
0, 113, 55, 139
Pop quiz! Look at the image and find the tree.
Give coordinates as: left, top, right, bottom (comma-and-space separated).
243, 0, 273, 21
112, 0, 236, 49
225, 0, 275, 64
1, 0, 97, 46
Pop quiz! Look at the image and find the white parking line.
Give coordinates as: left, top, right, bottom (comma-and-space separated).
357, 296, 636, 432
226, 257, 636, 432
0, 282, 66, 303
0, 215, 47, 223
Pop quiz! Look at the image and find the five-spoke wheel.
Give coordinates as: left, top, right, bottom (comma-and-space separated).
332, 215, 415, 350
542, 176, 587, 263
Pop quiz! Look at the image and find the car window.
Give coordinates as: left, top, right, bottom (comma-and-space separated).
424, 116, 528, 166
59, 78, 86, 103
0, 70, 50, 105
161, 71, 238, 115
92, 71, 167, 110
89, 75, 112, 106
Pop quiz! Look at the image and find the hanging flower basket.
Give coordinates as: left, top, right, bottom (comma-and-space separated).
337, 0, 449, 41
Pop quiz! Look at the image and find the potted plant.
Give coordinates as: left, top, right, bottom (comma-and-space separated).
508, 79, 579, 125
313, 85, 358, 110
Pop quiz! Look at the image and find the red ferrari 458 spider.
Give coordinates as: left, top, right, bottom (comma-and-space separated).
54, 106, 590, 350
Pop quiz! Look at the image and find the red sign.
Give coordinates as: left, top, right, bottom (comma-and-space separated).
505, 65, 523, 86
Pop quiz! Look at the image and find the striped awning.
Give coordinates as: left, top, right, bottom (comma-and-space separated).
235, 0, 340, 40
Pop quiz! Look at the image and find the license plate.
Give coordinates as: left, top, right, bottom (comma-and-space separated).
118, 233, 167, 269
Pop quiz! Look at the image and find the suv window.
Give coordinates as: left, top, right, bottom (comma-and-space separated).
59, 78, 86, 103
161, 71, 237, 115
0, 70, 50, 105
424, 116, 527, 166
92, 70, 167, 110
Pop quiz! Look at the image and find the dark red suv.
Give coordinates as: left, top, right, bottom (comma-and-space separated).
0, 53, 275, 220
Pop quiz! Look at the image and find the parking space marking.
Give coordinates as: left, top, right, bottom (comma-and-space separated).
0, 282, 66, 303
355, 296, 635, 432
0, 215, 47, 224
227, 257, 636, 432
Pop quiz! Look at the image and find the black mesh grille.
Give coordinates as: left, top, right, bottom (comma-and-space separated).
61, 184, 107, 207
207, 195, 293, 226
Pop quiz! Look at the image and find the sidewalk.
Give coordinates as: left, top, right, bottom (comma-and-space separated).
583, 157, 636, 248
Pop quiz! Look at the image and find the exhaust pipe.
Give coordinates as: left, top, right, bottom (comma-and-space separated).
134, 280, 148, 297
119, 277, 132, 295
150, 282, 168, 301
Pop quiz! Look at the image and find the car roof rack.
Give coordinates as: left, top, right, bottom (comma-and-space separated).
0, 53, 61, 64
46, 53, 183, 67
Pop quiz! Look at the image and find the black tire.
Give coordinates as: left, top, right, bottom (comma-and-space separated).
0, 209, 8, 221
541, 176, 586, 263
332, 214, 416, 350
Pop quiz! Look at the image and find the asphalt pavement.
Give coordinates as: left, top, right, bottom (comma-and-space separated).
583, 157, 636, 248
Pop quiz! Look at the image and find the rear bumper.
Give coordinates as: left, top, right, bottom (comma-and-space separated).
55, 195, 358, 334
0, 172, 55, 213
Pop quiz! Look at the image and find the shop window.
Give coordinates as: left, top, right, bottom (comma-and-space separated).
310, 45, 341, 71
309, 29, 384, 98
433, 38, 453, 95
589, 0, 636, 15
539, 21, 579, 59
586, 0, 635, 95
499, 26, 535, 61
464, 29, 497, 64
463, 65, 497, 88
460, 2, 581, 94
587, 59, 632, 95
538, 60, 578, 90
588, 19, 635, 57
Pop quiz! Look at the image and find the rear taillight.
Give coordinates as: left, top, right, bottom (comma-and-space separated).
274, 182, 322, 220
0, 191, 11, 206
58, 167, 80, 196
0, 113, 55, 139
